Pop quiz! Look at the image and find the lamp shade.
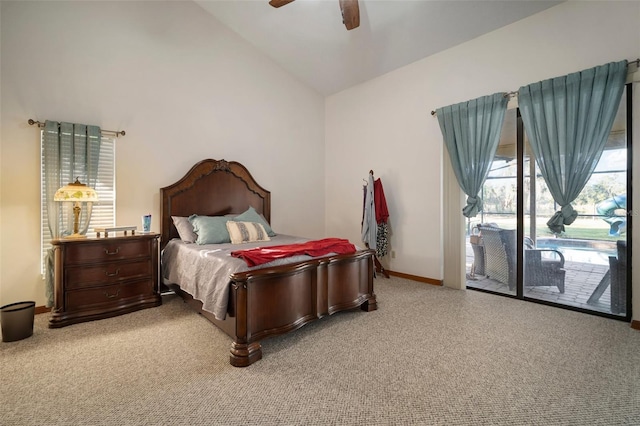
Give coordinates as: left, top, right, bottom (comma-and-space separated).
54, 178, 98, 203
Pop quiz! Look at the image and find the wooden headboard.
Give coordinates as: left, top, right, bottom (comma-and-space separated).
160, 159, 271, 249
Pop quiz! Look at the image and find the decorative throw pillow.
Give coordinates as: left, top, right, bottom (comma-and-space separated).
226, 221, 271, 244
172, 216, 198, 243
232, 206, 276, 236
188, 215, 231, 244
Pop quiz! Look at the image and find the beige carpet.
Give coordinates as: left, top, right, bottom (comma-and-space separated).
1, 276, 639, 425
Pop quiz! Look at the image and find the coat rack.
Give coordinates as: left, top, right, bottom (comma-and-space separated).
363, 170, 390, 279
372, 248, 389, 278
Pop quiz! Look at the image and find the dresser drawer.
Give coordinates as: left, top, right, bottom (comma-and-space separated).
66, 280, 155, 311
64, 239, 150, 264
65, 259, 152, 289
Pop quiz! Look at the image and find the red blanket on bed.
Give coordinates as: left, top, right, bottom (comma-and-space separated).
231, 238, 357, 267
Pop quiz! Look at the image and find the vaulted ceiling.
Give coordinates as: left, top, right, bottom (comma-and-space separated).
196, 0, 562, 95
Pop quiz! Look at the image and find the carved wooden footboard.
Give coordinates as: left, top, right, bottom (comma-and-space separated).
228, 249, 375, 366
161, 159, 377, 366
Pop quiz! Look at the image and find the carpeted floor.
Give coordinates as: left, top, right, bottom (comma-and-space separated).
1, 276, 639, 425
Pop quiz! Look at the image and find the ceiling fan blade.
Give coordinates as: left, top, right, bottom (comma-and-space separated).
339, 0, 360, 30
269, 0, 295, 8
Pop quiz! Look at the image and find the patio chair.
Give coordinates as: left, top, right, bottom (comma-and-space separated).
469, 231, 485, 276
608, 240, 627, 313
477, 225, 513, 287
477, 225, 566, 293
587, 240, 626, 313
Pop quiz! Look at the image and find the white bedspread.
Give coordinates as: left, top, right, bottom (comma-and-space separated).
162, 235, 315, 320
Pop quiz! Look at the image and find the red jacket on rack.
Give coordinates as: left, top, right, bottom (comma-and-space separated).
374, 178, 389, 224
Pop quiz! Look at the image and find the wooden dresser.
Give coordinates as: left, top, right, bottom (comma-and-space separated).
49, 233, 161, 328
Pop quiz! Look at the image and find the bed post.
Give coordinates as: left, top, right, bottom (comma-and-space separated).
229, 281, 263, 367
361, 251, 377, 312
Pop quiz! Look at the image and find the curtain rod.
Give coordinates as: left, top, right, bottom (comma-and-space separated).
430, 92, 515, 116
28, 119, 126, 137
429, 58, 640, 117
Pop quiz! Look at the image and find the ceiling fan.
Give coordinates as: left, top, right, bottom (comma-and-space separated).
269, 0, 360, 31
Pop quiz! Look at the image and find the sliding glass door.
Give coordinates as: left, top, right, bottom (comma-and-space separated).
466, 86, 631, 320
466, 109, 518, 296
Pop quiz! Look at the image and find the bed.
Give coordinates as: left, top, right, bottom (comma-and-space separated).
160, 159, 377, 367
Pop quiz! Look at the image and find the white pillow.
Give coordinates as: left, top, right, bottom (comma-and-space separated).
226, 221, 271, 244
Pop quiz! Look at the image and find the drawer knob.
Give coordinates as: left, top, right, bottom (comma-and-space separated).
103, 289, 121, 299
104, 247, 120, 255
105, 269, 120, 277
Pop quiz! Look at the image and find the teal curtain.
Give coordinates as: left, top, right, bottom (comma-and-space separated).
43, 120, 101, 307
437, 93, 508, 217
518, 61, 627, 234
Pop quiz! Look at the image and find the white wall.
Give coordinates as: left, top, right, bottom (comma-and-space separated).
325, 1, 640, 317
0, 1, 325, 307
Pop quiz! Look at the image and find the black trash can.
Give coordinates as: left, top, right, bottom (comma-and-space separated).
1, 301, 36, 342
